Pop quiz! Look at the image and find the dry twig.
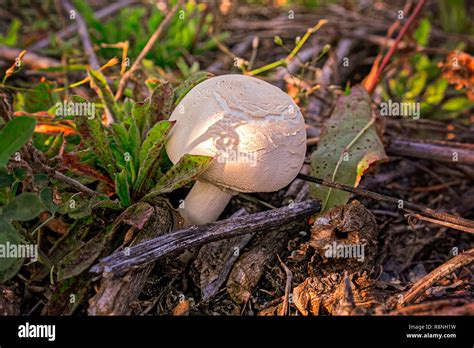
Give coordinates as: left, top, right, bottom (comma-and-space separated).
398, 248, 474, 306
114, 2, 182, 100
62, 0, 100, 70
297, 173, 474, 233
91, 200, 320, 274
277, 255, 293, 316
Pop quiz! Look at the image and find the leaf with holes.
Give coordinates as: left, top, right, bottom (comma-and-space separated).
310, 86, 387, 213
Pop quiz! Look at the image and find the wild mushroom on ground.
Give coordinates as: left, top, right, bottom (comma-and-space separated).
165, 74, 306, 225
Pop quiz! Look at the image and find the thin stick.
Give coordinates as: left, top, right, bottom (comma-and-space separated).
91, 200, 320, 274
388, 138, 474, 166
365, 0, 427, 93
247, 20, 327, 76
398, 248, 474, 306
33, 160, 100, 198
28, 0, 138, 52
0, 45, 61, 70
115, 2, 182, 100
62, 0, 100, 70
363, 0, 414, 91
296, 173, 474, 233
26, 147, 100, 197
277, 255, 293, 316
405, 210, 474, 234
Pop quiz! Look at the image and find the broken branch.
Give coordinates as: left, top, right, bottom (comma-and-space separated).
91, 200, 320, 274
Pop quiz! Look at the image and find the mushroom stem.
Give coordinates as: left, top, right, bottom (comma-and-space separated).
179, 180, 233, 226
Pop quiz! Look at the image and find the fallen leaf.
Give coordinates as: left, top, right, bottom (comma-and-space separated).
310, 85, 387, 213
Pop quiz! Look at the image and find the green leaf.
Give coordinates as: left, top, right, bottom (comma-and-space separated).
404, 71, 427, 100
61, 193, 91, 220
424, 78, 448, 105
115, 169, 131, 207
127, 121, 141, 169
388, 79, 405, 99
110, 123, 129, 153
2, 193, 44, 221
0, 19, 21, 46
57, 232, 108, 281
150, 81, 174, 122
174, 71, 214, 106
91, 197, 122, 210
88, 69, 124, 122
131, 100, 151, 136
145, 78, 161, 91
111, 121, 140, 181
143, 154, 213, 201
114, 202, 154, 231
74, 96, 116, 177
135, 120, 175, 194
442, 97, 474, 112
45, 132, 64, 158
39, 187, 58, 214
310, 86, 387, 213
0, 219, 25, 283
274, 36, 283, 46
0, 116, 36, 167
0, 169, 14, 188
413, 53, 431, 72
176, 57, 191, 78
24, 82, 54, 113
414, 18, 431, 46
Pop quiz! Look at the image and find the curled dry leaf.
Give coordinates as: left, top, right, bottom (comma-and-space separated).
439, 51, 474, 100
292, 272, 378, 316
173, 298, 191, 316
0, 285, 21, 315
292, 277, 322, 316
309, 200, 378, 272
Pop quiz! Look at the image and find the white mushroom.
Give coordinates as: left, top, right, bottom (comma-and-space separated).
166, 74, 306, 225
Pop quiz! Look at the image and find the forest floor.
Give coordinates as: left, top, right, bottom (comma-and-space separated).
0, 0, 472, 316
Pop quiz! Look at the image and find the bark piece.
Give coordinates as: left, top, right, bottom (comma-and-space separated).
0, 285, 21, 315
191, 208, 253, 302
88, 199, 174, 315
91, 200, 320, 274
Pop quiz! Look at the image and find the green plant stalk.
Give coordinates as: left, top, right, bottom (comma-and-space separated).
287, 20, 327, 61
247, 59, 286, 77
31, 213, 56, 236
13, 222, 54, 270
248, 19, 327, 76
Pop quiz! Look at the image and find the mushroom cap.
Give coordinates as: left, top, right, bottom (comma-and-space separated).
165, 74, 306, 193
